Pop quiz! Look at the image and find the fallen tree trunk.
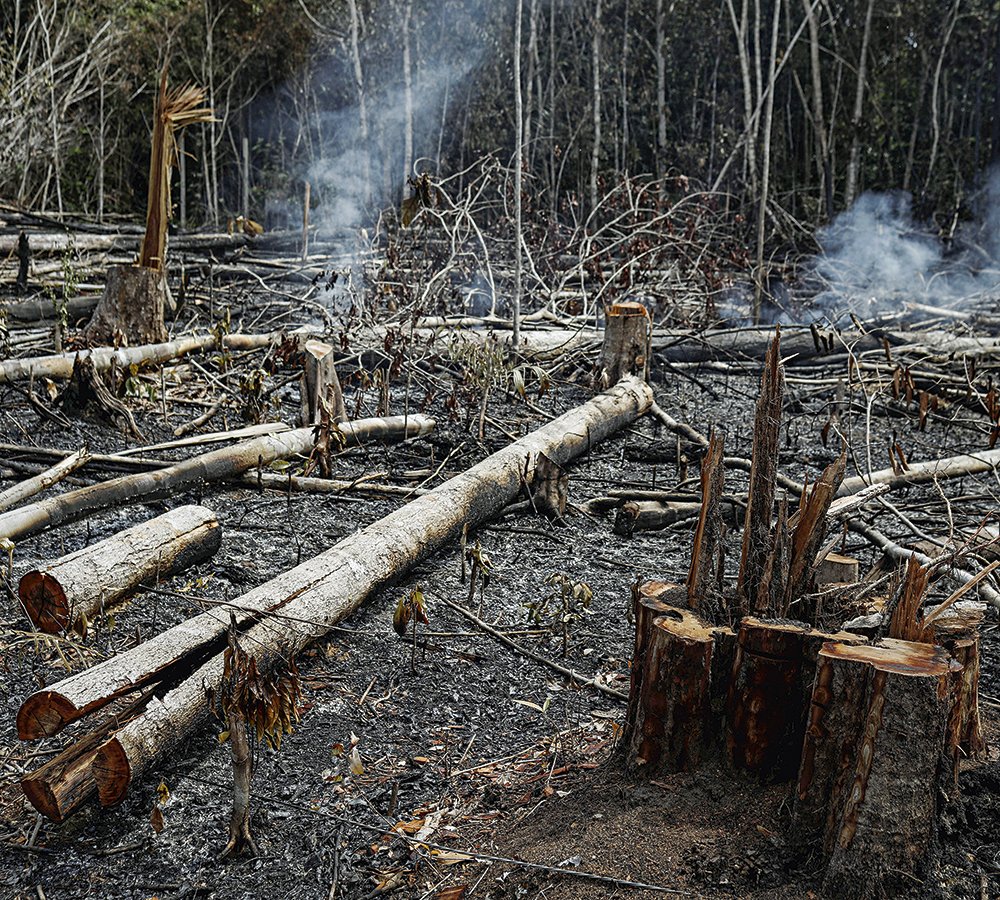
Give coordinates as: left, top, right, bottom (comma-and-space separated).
0, 415, 433, 544
0, 447, 89, 514
837, 447, 1000, 496
0, 332, 278, 384
19, 505, 221, 634
32, 378, 653, 808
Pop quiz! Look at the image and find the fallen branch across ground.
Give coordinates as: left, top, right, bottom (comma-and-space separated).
0, 332, 278, 384
0, 415, 434, 543
0, 448, 89, 513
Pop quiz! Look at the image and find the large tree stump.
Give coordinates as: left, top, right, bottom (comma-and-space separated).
595, 301, 650, 389
726, 617, 860, 782
84, 264, 168, 346
623, 581, 732, 773
19, 504, 221, 635
793, 639, 960, 899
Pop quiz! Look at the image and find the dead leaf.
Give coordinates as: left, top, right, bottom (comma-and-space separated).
150, 805, 165, 834
155, 781, 170, 805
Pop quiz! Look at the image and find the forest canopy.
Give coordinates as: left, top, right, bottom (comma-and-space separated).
2, 0, 998, 240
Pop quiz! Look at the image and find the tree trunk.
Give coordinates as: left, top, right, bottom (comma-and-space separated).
87, 378, 653, 808
843, 0, 874, 208
20, 689, 153, 822
297, 337, 345, 425
794, 639, 959, 898
624, 583, 723, 774
513, 0, 524, 348
0, 447, 89, 514
736, 330, 784, 617
1, 414, 433, 551
613, 500, 701, 536
84, 265, 168, 346
0, 331, 276, 385
531, 452, 567, 520
727, 617, 861, 782
595, 300, 651, 388
19, 505, 221, 635
687, 429, 727, 624
589, 0, 602, 213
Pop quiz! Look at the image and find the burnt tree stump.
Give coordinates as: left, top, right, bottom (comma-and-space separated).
793, 639, 960, 899
726, 617, 861, 782
299, 336, 345, 425
531, 452, 568, 520
595, 301, 650, 389
623, 581, 732, 773
84, 264, 169, 346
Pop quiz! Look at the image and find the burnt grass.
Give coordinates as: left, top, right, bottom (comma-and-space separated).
0, 302, 998, 900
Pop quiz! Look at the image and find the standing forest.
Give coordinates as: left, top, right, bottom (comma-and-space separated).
1, 1, 1000, 899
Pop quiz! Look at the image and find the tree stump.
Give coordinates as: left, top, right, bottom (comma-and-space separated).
793, 639, 960, 899
85, 264, 169, 346
726, 617, 861, 782
623, 581, 732, 773
595, 301, 650, 389
531, 452, 568, 520
299, 337, 345, 425
929, 600, 987, 760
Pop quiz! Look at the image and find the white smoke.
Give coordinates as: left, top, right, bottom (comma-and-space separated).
806, 166, 1000, 323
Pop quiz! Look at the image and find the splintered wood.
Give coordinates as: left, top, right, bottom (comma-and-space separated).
621, 327, 989, 899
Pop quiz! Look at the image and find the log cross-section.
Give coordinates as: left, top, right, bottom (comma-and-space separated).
19, 504, 221, 634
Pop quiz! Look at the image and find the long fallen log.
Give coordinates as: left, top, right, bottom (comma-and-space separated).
17, 378, 652, 817
0, 414, 434, 544
837, 447, 1000, 496
19, 505, 221, 634
90, 377, 652, 808
0, 447, 90, 514
0, 331, 278, 384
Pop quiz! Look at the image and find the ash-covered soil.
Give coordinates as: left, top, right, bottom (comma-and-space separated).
0, 317, 997, 900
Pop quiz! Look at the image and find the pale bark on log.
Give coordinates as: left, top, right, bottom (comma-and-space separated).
84, 264, 168, 345
0, 447, 89, 514
19, 505, 221, 634
88, 377, 653, 805
0, 415, 433, 545
0, 332, 278, 384
838, 446, 1000, 497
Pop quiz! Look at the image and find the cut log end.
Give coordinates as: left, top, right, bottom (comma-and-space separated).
92, 738, 131, 807
18, 570, 71, 633
20, 747, 98, 823
17, 691, 80, 740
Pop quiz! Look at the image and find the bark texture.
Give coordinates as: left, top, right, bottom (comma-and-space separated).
595, 301, 650, 388
19, 505, 220, 634
90, 377, 651, 806
0, 415, 433, 545
84, 264, 168, 345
